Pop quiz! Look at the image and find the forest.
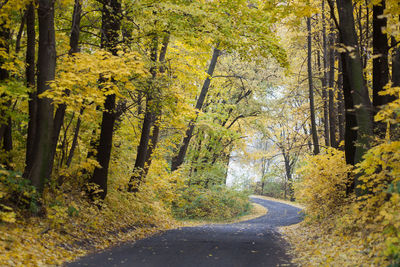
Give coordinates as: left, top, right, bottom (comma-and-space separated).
0, 0, 399, 266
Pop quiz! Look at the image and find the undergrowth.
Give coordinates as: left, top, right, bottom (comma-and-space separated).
0, 163, 182, 266
172, 186, 251, 221
284, 144, 400, 266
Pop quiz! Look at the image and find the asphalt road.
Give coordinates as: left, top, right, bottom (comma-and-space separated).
67, 197, 303, 267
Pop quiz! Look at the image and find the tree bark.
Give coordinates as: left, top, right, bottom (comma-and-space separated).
27, 0, 56, 193
69, 0, 81, 55
89, 0, 121, 200
328, 24, 337, 148
23, 2, 36, 178
393, 37, 400, 88
90, 94, 116, 199
337, 56, 345, 145
307, 17, 320, 155
340, 53, 357, 166
0, 21, 11, 167
336, 0, 373, 166
171, 47, 221, 171
143, 34, 170, 174
128, 35, 159, 192
322, 1, 330, 147
15, 11, 26, 54
66, 106, 84, 167
51, 0, 82, 173
372, 0, 390, 135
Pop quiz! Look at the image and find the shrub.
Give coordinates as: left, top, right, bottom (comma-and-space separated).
295, 148, 352, 221
355, 141, 400, 265
0, 167, 40, 222
172, 185, 251, 221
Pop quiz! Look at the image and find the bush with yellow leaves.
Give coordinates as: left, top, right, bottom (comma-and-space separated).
285, 86, 400, 266
354, 140, 400, 265
295, 148, 352, 221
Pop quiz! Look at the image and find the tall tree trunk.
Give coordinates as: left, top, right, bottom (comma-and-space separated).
336, 0, 373, 166
0, 21, 11, 167
322, 1, 330, 147
283, 153, 294, 201
27, 0, 56, 193
171, 47, 221, 171
393, 36, 400, 88
128, 36, 159, 192
128, 100, 153, 192
363, 1, 370, 69
15, 11, 26, 54
307, 17, 320, 155
90, 94, 116, 199
337, 56, 345, 145
340, 53, 357, 166
23, 2, 36, 178
143, 34, 170, 174
336, 0, 374, 195
372, 0, 390, 136
391, 34, 400, 138
328, 24, 337, 147
69, 0, 81, 55
89, 0, 121, 200
51, 0, 82, 173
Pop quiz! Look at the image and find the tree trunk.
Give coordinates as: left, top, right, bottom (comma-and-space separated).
171, 47, 221, 171
66, 106, 84, 167
283, 153, 294, 201
393, 36, 400, 88
322, 1, 330, 147
336, 0, 373, 166
143, 34, 170, 174
340, 53, 357, 166
337, 57, 346, 145
128, 35, 159, 192
372, 0, 390, 135
89, 0, 121, 200
24, 2, 37, 178
69, 0, 81, 55
27, 0, 56, 193
15, 11, 26, 54
128, 101, 153, 192
307, 17, 320, 155
90, 94, 116, 199
363, 2, 370, 69
51, 0, 82, 172
328, 24, 337, 148
0, 22, 11, 167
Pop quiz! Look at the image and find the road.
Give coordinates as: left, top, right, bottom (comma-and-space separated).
67, 197, 302, 267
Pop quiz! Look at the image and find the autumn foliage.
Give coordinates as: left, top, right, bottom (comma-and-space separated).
290, 86, 400, 266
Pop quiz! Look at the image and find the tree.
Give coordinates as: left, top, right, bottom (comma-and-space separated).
372, 0, 390, 135
0, 13, 11, 167
27, 0, 57, 193
334, 0, 373, 167
128, 34, 170, 192
307, 16, 320, 155
23, 1, 36, 177
89, 0, 121, 200
170, 46, 221, 172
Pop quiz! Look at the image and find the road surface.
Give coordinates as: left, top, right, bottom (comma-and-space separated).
67, 197, 302, 267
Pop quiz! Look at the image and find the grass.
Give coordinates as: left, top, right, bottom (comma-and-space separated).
179, 202, 268, 227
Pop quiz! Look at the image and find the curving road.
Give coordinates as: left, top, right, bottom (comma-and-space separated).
67, 197, 302, 267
